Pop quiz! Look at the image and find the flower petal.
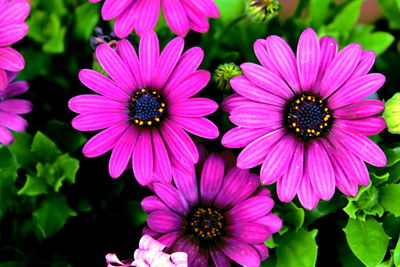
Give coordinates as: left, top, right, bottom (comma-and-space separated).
349, 50, 376, 80
151, 129, 172, 183
222, 127, 271, 149
200, 153, 225, 204
162, 0, 189, 36
132, 130, 154, 185
221, 238, 261, 267
114, 1, 136, 39
141, 196, 169, 213
116, 39, 144, 88
71, 112, 128, 131
254, 213, 282, 234
153, 182, 189, 215
334, 116, 386, 136
312, 36, 338, 92
0, 112, 27, 131
133, 0, 161, 37
172, 164, 198, 206
297, 28, 320, 91
165, 70, 210, 102
0, 47, 24, 71
147, 210, 184, 233
229, 104, 282, 129
171, 116, 219, 139
0, 23, 28, 46
228, 223, 271, 244
210, 249, 231, 267
253, 39, 280, 75
333, 99, 384, 119
0, 99, 32, 114
68, 95, 126, 114
297, 170, 320, 210
168, 98, 218, 117
226, 196, 274, 224
221, 93, 254, 113
101, 0, 131, 19
139, 30, 160, 87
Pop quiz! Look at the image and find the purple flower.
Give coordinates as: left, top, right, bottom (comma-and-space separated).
106, 235, 188, 267
222, 28, 387, 210
88, 0, 219, 38
69, 31, 219, 185
142, 151, 281, 267
0, 72, 32, 145
0, 0, 30, 91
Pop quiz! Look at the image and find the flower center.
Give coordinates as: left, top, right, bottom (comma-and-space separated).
284, 94, 333, 141
128, 88, 166, 127
186, 206, 225, 241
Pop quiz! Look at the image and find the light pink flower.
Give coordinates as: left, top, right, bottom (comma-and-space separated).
69, 31, 219, 184
222, 28, 387, 210
88, 0, 219, 38
0, 72, 32, 145
0, 0, 30, 90
106, 235, 188, 267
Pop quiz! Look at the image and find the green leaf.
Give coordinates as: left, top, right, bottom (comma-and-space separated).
18, 174, 48, 196
33, 194, 77, 238
343, 185, 384, 220
7, 132, 34, 169
52, 154, 80, 189
215, 0, 244, 25
31, 131, 61, 163
378, 0, 400, 29
344, 217, 389, 266
328, 0, 362, 34
383, 147, 400, 167
394, 236, 400, 266
0, 146, 17, 219
379, 184, 400, 216
309, 0, 330, 27
352, 31, 394, 55
280, 202, 305, 229
46, 120, 87, 154
73, 2, 100, 40
276, 229, 318, 267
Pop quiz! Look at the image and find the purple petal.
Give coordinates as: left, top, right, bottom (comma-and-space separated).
348, 50, 376, 80
331, 128, 387, 167
210, 249, 231, 267
221, 238, 261, 267
109, 127, 138, 178
333, 99, 384, 119
101, 0, 131, 19
319, 43, 362, 98
222, 127, 271, 149
173, 236, 205, 266
0, 0, 30, 22
0, 99, 31, 114
71, 112, 128, 131
163, 47, 204, 95
200, 153, 225, 204
0, 112, 27, 131
165, 70, 210, 102
114, 2, 136, 39
133, 0, 160, 37
230, 75, 286, 106
226, 196, 274, 224
162, 0, 189, 36
253, 39, 280, 75
68, 95, 126, 114
228, 223, 271, 243
297, 28, 320, 92
334, 116, 386, 136
141, 196, 169, 213
221, 93, 254, 113
0, 70, 7, 91
0, 124, 13, 145
312, 36, 338, 93
185, 0, 219, 18
139, 30, 160, 87
277, 142, 304, 202
230, 173, 260, 207
147, 210, 184, 233
260, 134, 296, 185
328, 73, 386, 109
1, 80, 28, 97
151, 129, 172, 183
229, 103, 282, 129
172, 164, 198, 206
266, 35, 301, 93
168, 98, 218, 117
237, 128, 285, 169
157, 231, 182, 247
82, 123, 129, 158
297, 171, 320, 210
307, 141, 335, 200
154, 37, 184, 89
252, 244, 269, 261
0, 23, 28, 46
240, 63, 294, 99
153, 182, 189, 215
254, 213, 282, 234
78, 69, 129, 101
116, 39, 144, 88
160, 119, 199, 164
171, 116, 219, 139
0, 47, 24, 71
132, 130, 154, 185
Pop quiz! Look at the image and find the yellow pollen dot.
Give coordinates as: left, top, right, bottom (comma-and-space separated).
320, 125, 324, 129
147, 121, 152, 125
319, 100, 323, 103
311, 129, 315, 133
292, 122, 297, 127
324, 117, 329, 121
141, 89, 145, 92
159, 108, 164, 113
324, 123, 328, 126
155, 118, 160, 122
152, 91, 157, 94
161, 103, 166, 107
324, 108, 328, 111
307, 96, 312, 100
295, 100, 300, 104
139, 121, 144, 125
135, 119, 139, 124
295, 106, 299, 110
307, 129, 311, 133
301, 97, 304, 101
316, 131, 320, 136
296, 128, 300, 132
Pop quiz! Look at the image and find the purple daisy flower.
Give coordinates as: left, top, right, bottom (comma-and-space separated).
222, 28, 387, 210
88, 0, 219, 38
69, 31, 219, 185
0, 72, 32, 145
142, 150, 282, 267
0, 0, 30, 91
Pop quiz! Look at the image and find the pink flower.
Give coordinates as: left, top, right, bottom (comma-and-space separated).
222, 28, 387, 210
142, 151, 281, 267
69, 31, 219, 185
88, 0, 219, 38
106, 235, 188, 267
0, 0, 30, 90
0, 72, 32, 145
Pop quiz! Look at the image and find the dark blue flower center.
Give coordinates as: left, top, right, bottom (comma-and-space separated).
285, 94, 333, 141
128, 88, 166, 127
186, 206, 225, 241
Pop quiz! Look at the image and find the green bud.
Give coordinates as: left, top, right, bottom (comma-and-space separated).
383, 92, 400, 134
213, 63, 242, 91
245, 0, 281, 22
